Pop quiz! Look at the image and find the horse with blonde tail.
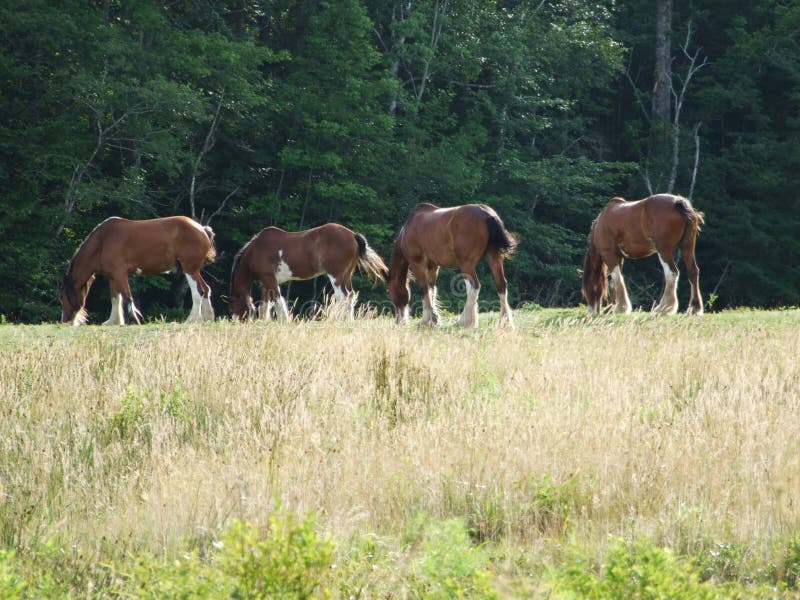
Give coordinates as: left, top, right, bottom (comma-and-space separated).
229, 223, 388, 322
581, 194, 704, 315
59, 216, 217, 325
388, 203, 517, 328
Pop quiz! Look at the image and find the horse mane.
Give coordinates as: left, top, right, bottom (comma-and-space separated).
408, 202, 439, 215
581, 218, 607, 307
230, 231, 261, 295
62, 217, 120, 298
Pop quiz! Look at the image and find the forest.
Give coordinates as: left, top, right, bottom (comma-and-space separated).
1, 0, 798, 322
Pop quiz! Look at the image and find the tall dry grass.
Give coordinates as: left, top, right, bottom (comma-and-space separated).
0, 309, 799, 565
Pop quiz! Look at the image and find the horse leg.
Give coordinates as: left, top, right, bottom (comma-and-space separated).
457, 268, 480, 328
187, 272, 214, 322
326, 273, 354, 320
486, 251, 513, 328
263, 276, 290, 323
607, 258, 632, 314
257, 286, 274, 320
681, 245, 703, 316
424, 265, 440, 326
184, 273, 205, 322
654, 252, 679, 315
103, 278, 127, 325
409, 263, 435, 326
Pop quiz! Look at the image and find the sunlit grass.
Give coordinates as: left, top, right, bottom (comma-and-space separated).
1, 307, 799, 594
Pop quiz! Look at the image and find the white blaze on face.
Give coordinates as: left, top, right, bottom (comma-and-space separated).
275, 250, 294, 284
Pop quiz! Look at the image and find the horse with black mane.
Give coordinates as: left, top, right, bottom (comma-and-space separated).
229, 223, 388, 321
387, 203, 517, 328
581, 194, 704, 315
59, 216, 216, 325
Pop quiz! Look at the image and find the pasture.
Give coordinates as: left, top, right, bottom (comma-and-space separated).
1, 307, 799, 597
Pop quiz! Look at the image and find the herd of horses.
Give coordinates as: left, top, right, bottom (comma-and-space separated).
58, 193, 705, 327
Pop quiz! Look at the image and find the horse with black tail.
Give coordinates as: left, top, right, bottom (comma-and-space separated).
229, 223, 388, 322
581, 194, 704, 315
387, 203, 518, 328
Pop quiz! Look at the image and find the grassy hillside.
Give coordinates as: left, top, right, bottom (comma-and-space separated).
1, 307, 799, 597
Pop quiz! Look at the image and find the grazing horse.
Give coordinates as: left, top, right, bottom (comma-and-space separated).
59, 216, 216, 325
229, 223, 388, 322
387, 203, 517, 328
581, 194, 704, 315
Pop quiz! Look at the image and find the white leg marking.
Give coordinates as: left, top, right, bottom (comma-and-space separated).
327, 275, 347, 301
103, 294, 125, 325
275, 295, 291, 323
610, 266, 632, 314
458, 280, 480, 327
258, 300, 274, 320
201, 295, 214, 321
420, 291, 434, 326
185, 274, 202, 322
498, 290, 514, 328
656, 256, 679, 314
396, 305, 409, 324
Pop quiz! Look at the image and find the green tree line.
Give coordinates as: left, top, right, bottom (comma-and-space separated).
1, 0, 798, 322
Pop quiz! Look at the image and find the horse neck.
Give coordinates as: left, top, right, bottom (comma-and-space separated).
230, 247, 252, 298
388, 242, 409, 287
67, 235, 101, 289
582, 242, 606, 299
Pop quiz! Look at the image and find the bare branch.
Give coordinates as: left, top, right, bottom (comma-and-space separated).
688, 122, 701, 201
189, 91, 225, 220
204, 186, 239, 226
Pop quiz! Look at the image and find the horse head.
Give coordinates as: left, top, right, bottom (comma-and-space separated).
580, 242, 607, 314
387, 267, 410, 319
59, 272, 94, 325
228, 293, 255, 322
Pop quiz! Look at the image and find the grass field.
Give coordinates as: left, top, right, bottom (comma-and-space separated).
1, 307, 799, 597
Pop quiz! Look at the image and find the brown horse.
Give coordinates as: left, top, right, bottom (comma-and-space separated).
229, 223, 388, 321
387, 203, 517, 327
59, 216, 216, 325
581, 194, 704, 315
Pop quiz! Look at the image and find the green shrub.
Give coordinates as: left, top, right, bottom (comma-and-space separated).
409, 517, 497, 599
0, 550, 26, 599
221, 512, 336, 598
546, 538, 719, 599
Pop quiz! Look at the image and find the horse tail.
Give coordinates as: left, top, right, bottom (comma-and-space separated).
674, 197, 705, 249
486, 214, 518, 257
203, 225, 217, 262
354, 233, 389, 284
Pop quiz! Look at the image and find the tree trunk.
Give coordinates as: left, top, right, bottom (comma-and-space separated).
653, 0, 672, 124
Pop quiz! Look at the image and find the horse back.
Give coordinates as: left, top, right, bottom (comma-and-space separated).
400, 204, 494, 267
245, 223, 358, 279
98, 216, 212, 274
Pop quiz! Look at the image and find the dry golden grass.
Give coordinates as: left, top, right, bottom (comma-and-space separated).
1, 308, 799, 567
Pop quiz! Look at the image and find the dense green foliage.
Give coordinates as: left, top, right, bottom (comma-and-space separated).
0, 514, 798, 597
1, 0, 798, 322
